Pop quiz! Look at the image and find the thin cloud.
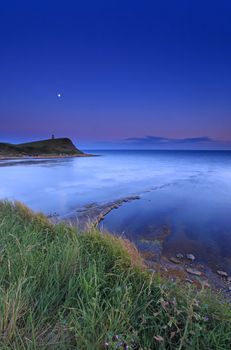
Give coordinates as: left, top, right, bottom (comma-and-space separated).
81, 136, 231, 150
125, 136, 215, 145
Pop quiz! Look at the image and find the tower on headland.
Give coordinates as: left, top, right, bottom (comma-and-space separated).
51, 134, 55, 140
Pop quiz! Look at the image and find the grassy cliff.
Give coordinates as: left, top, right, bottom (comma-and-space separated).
0, 201, 230, 349
0, 138, 84, 157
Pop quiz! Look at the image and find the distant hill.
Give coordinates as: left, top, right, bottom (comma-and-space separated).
0, 138, 84, 158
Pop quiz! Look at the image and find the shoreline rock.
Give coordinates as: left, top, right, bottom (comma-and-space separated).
186, 253, 196, 262
186, 268, 202, 276
59, 195, 141, 230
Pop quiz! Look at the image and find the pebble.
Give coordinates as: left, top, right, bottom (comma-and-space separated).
185, 278, 193, 284
203, 281, 211, 289
217, 270, 228, 278
228, 286, 231, 292
169, 257, 181, 264
186, 268, 202, 276
186, 254, 195, 261
176, 253, 184, 259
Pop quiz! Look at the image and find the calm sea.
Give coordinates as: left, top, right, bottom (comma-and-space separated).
1, 150, 231, 271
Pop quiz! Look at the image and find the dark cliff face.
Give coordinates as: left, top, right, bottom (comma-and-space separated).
0, 143, 21, 156
0, 138, 84, 156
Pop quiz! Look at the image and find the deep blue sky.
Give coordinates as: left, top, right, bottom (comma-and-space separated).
1, 0, 231, 149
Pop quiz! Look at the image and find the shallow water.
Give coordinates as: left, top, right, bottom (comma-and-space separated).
1, 150, 231, 271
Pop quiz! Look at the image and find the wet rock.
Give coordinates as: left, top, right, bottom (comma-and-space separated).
186, 268, 202, 276
186, 254, 195, 262
227, 276, 231, 283
47, 212, 58, 218
217, 270, 228, 278
176, 253, 184, 259
61, 195, 141, 230
185, 278, 193, 284
228, 286, 231, 292
169, 257, 181, 264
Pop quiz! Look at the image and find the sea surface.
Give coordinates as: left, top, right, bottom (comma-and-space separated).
1, 150, 231, 272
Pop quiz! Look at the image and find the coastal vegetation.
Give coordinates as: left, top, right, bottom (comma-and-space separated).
0, 138, 84, 158
0, 201, 231, 349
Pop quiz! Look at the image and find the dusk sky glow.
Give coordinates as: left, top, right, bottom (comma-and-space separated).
1, 0, 231, 149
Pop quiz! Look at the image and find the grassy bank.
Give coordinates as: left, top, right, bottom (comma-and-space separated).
0, 138, 84, 158
0, 202, 230, 349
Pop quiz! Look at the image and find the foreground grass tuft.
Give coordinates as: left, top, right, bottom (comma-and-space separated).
0, 201, 230, 349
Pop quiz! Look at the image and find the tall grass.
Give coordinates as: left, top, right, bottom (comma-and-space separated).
0, 201, 230, 349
